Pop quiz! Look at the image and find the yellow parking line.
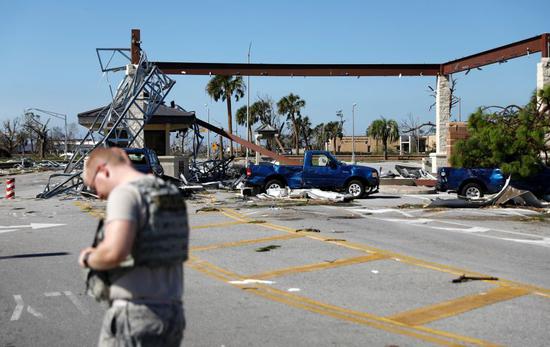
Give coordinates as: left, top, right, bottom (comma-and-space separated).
389, 286, 530, 326
191, 220, 246, 230
190, 234, 305, 252
222, 208, 550, 298
187, 255, 499, 347
250, 253, 388, 280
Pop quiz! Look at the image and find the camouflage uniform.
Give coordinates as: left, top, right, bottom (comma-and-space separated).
98, 300, 184, 347
87, 177, 189, 347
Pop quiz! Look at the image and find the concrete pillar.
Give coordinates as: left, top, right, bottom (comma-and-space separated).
126, 64, 146, 148
537, 57, 550, 92
429, 74, 451, 173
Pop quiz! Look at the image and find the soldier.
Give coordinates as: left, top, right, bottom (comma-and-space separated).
78, 147, 189, 347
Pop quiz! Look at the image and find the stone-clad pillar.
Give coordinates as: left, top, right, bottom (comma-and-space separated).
429, 74, 451, 173
126, 64, 146, 148
537, 57, 550, 92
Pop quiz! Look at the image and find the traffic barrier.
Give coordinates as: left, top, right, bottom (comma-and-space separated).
5, 178, 15, 199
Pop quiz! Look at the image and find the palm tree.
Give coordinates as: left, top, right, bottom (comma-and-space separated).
277, 93, 306, 155
236, 105, 257, 143
206, 75, 246, 156
312, 123, 326, 150
367, 117, 400, 160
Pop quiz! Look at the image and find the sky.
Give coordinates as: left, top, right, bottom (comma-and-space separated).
0, 0, 548, 137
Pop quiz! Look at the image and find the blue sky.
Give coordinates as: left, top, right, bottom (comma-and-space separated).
1, 0, 548, 136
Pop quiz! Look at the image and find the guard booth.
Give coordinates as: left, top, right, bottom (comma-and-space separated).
77, 102, 196, 178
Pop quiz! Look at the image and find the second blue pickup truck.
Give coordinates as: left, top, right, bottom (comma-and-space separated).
437, 166, 550, 199
245, 150, 379, 197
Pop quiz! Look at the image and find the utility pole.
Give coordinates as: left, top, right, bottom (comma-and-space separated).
246, 42, 252, 165
205, 104, 211, 160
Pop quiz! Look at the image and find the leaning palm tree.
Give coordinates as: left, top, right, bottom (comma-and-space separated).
367, 117, 400, 160
206, 75, 246, 156
277, 93, 306, 155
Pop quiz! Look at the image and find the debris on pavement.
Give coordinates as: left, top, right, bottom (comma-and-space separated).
195, 207, 221, 213
452, 274, 499, 283
394, 164, 436, 180
256, 187, 354, 202
255, 245, 281, 252
295, 228, 321, 233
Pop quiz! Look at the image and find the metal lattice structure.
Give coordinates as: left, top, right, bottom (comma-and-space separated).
38, 49, 175, 198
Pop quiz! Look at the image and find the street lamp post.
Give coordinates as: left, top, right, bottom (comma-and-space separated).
246, 42, 252, 166
205, 104, 211, 160
24, 108, 68, 157
352, 103, 357, 164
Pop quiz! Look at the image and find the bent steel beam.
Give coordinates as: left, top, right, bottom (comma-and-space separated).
441, 34, 549, 75
194, 118, 301, 166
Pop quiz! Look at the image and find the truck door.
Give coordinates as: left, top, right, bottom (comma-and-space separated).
303, 153, 339, 188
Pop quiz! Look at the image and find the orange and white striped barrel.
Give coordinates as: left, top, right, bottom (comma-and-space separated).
5, 178, 15, 199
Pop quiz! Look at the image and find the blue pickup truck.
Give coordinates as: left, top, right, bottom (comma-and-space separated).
245, 150, 379, 197
437, 166, 550, 199
436, 167, 505, 198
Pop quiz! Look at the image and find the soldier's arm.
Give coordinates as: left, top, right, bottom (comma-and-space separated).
80, 220, 136, 270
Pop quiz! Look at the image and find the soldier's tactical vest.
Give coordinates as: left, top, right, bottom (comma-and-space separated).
86, 177, 189, 301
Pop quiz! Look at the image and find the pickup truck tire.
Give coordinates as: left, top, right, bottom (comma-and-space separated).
264, 179, 286, 191
346, 180, 365, 198
460, 182, 484, 199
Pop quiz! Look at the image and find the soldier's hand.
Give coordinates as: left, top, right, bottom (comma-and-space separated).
79, 247, 94, 268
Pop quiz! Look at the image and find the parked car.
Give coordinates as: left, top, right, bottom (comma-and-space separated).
124, 148, 164, 177
245, 150, 379, 197
436, 166, 550, 199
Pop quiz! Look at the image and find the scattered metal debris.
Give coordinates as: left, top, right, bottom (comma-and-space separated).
452, 274, 498, 283
257, 187, 354, 202
394, 165, 436, 180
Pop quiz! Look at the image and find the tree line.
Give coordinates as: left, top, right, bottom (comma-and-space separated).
206, 75, 401, 159
0, 113, 79, 159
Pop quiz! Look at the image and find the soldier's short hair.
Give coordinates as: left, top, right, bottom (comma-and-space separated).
84, 147, 131, 184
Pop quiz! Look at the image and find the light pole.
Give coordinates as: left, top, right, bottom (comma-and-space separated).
246, 42, 252, 165
205, 104, 211, 160
24, 108, 68, 157
352, 103, 357, 164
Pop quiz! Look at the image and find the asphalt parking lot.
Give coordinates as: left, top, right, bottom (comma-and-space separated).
1, 171, 549, 346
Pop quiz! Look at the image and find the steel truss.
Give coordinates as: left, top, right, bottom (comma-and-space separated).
38, 49, 175, 198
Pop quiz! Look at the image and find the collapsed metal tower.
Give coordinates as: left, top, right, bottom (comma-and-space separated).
38, 48, 175, 198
